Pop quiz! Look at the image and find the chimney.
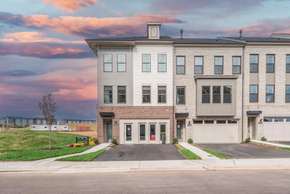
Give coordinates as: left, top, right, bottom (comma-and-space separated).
147, 23, 161, 40
180, 29, 184, 39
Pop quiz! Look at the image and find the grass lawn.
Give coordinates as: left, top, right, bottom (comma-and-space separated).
0, 129, 91, 161
201, 147, 231, 159
58, 149, 105, 161
176, 144, 201, 160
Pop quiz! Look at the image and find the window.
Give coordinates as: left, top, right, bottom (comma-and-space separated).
176, 86, 185, 105
150, 124, 156, 141
286, 85, 290, 103
142, 54, 151, 72
204, 120, 214, 124
117, 86, 126, 104
264, 117, 273, 122
223, 86, 232, 103
213, 86, 221, 103
117, 54, 126, 72
232, 56, 241, 74
194, 56, 204, 74
139, 124, 146, 141
103, 54, 113, 72
214, 56, 224, 74
228, 120, 238, 124
249, 84, 258, 103
286, 55, 290, 73
202, 86, 211, 103
286, 117, 290, 122
250, 54, 259, 73
104, 86, 113, 104
274, 117, 284, 122
266, 85, 275, 103
158, 86, 167, 103
217, 120, 226, 124
193, 120, 203, 124
266, 54, 275, 73
176, 56, 185, 74
158, 54, 167, 72
142, 86, 151, 103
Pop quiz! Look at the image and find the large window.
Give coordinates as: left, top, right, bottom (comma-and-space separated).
142, 86, 151, 103
214, 56, 224, 74
194, 56, 204, 74
223, 86, 232, 103
286, 55, 290, 73
250, 54, 259, 73
266, 54, 275, 73
232, 56, 241, 74
104, 86, 113, 104
249, 84, 258, 103
103, 54, 113, 72
158, 86, 167, 103
266, 85, 275, 103
286, 85, 290, 103
176, 86, 185, 105
202, 86, 211, 103
142, 54, 151, 72
176, 56, 185, 74
213, 86, 221, 103
117, 54, 126, 72
158, 54, 167, 72
117, 86, 126, 104
139, 124, 146, 141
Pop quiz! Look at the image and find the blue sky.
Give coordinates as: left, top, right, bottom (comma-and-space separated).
1, 0, 290, 119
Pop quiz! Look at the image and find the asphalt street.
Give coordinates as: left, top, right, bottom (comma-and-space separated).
1, 170, 290, 194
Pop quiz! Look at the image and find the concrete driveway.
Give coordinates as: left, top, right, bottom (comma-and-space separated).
96, 144, 185, 161
197, 143, 290, 159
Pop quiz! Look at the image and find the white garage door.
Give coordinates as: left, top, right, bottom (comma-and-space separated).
262, 123, 290, 141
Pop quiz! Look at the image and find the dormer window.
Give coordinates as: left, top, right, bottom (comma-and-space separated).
147, 23, 161, 40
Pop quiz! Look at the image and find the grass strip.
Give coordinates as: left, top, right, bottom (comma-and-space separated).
58, 149, 105, 161
201, 147, 231, 159
176, 144, 200, 160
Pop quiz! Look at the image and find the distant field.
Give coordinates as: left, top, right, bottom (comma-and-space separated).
0, 129, 91, 161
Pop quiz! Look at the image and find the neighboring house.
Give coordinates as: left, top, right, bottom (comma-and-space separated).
86, 23, 290, 144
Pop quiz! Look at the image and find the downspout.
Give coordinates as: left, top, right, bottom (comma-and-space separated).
241, 44, 246, 142
172, 45, 175, 143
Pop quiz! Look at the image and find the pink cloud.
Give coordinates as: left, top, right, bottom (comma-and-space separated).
43, 0, 97, 12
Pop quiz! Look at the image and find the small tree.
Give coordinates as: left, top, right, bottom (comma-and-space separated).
39, 94, 56, 150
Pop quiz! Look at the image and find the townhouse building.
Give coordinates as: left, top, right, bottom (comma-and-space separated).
86, 23, 290, 144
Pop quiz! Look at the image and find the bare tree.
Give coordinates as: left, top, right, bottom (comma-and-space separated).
39, 94, 56, 150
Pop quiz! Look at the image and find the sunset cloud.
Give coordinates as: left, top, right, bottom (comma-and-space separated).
0, 12, 183, 37
43, 0, 97, 12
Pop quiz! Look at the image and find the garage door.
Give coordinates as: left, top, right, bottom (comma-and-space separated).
189, 120, 239, 143
262, 123, 290, 141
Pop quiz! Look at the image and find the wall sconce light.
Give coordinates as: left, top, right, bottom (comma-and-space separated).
187, 121, 192, 127
114, 120, 118, 125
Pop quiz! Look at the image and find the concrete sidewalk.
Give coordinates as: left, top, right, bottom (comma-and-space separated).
2, 158, 290, 173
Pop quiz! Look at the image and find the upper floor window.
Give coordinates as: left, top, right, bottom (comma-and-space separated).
202, 86, 211, 103
104, 86, 113, 104
176, 86, 185, 105
232, 56, 241, 74
158, 54, 167, 72
194, 56, 204, 74
117, 54, 126, 72
223, 86, 232, 103
266, 84, 275, 103
266, 54, 275, 73
212, 86, 221, 103
249, 84, 258, 103
142, 86, 151, 103
117, 86, 126, 104
103, 54, 113, 72
286, 55, 290, 73
214, 56, 224, 74
250, 54, 259, 73
158, 86, 167, 103
176, 56, 185, 74
142, 54, 151, 72
286, 85, 290, 103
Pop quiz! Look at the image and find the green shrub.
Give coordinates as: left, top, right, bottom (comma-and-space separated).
187, 138, 193, 144
261, 136, 267, 141
112, 138, 118, 145
172, 138, 178, 144
244, 137, 251, 143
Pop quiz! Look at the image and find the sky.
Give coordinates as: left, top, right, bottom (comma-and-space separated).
1, 0, 290, 120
